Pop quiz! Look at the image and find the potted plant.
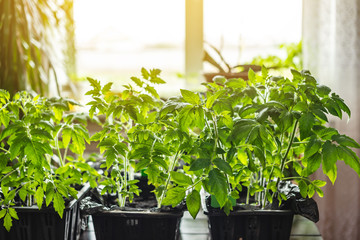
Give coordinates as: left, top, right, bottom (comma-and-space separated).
203, 41, 261, 82
163, 67, 360, 239
84, 68, 196, 240
0, 90, 94, 240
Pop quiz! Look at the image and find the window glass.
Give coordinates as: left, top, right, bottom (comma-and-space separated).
204, 0, 302, 72
74, 0, 185, 96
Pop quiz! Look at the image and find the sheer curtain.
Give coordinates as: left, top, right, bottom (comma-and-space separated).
303, 0, 360, 239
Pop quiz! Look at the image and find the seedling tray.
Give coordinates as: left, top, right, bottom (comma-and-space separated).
0, 184, 90, 240
205, 209, 294, 240
92, 210, 183, 240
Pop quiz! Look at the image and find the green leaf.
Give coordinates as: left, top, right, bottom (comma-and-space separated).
189, 158, 211, 171
213, 158, 233, 175
332, 135, 360, 148
145, 85, 159, 99
62, 127, 72, 148
180, 89, 200, 105
315, 186, 324, 198
304, 152, 322, 176
206, 90, 225, 109
307, 184, 315, 198
141, 68, 150, 79
45, 186, 55, 206
35, 187, 44, 209
53, 192, 65, 218
8, 208, 18, 220
337, 145, 360, 177
299, 112, 315, 140
186, 190, 201, 219
208, 169, 228, 207
4, 212, 12, 231
261, 66, 268, 79
162, 187, 186, 207
333, 96, 351, 118
171, 172, 193, 186
304, 137, 322, 158
322, 141, 338, 184
248, 68, 256, 83
102, 82, 113, 94
24, 141, 43, 165
0, 209, 6, 219
317, 85, 331, 96
298, 180, 308, 198
313, 180, 326, 187
18, 188, 28, 202
145, 164, 161, 184
130, 77, 144, 87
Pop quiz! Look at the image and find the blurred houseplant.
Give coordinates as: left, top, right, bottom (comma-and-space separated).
0, 0, 76, 96
203, 41, 261, 82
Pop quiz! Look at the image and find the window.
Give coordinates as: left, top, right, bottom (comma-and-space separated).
74, 0, 302, 97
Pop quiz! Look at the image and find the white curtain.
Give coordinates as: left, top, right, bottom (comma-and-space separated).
303, 0, 360, 239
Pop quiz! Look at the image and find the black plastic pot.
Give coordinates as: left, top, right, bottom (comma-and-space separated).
205, 210, 294, 240
92, 210, 183, 240
0, 184, 90, 240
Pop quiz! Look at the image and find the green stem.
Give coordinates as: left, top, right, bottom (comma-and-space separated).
158, 150, 182, 208
282, 176, 312, 183
55, 124, 66, 167
272, 119, 299, 199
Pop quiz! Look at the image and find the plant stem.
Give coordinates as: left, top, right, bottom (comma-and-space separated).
55, 124, 66, 167
272, 119, 299, 199
157, 150, 181, 208
282, 176, 312, 183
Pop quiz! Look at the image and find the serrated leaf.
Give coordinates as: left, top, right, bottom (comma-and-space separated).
24, 141, 42, 165
307, 184, 315, 198
337, 145, 360, 177
141, 68, 150, 79
18, 187, 28, 202
102, 82, 113, 94
206, 90, 225, 109
180, 89, 200, 105
298, 180, 308, 198
130, 77, 144, 87
213, 158, 232, 175
304, 152, 322, 176
248, 68, 256, 83
208, 169, 228, 207
189, 158, 211, 171
313, 180, 326, 187
332, 135, 360, 148
62, 127, 72, 148
322, 141, 338, 184
317, 85, 331, 96
171, 172, 193, 186
304, 137, 322, 158
299, 112, 315, 140
46, 186, 55, 206
35, 188, 44, 209
4, 213, 12, 231
186, 190, 200, 219
53, 192, 65, 218
333, 96, 351, 118
0, 209, 6, 219
162, 187, 185, 207
145, 85, 159, 99
8, 208, 18, 220
315, 186, 324, 197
